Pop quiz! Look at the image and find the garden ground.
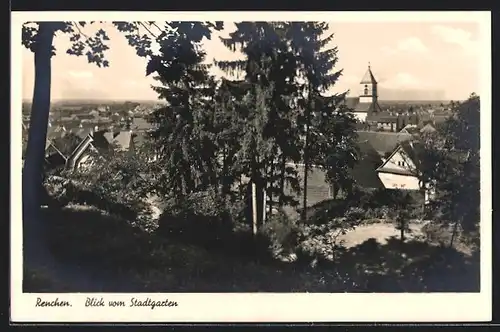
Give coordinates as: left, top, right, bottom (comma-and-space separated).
23, 204, 479, 293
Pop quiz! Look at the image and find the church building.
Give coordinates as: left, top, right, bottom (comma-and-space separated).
345, 64, 383, 123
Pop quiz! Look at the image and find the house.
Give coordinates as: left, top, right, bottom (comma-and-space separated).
376, 140, 422, 190
44, 131, 86, 172
58, 129, 139, 171
281, 137, 385, 208
375, 140, 435, 203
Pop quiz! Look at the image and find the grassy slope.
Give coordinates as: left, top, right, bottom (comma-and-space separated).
24, 204, 479, 293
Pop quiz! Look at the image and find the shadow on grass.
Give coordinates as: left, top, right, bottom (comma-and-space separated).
322, 236, 480, 292
26, 206, 479, 293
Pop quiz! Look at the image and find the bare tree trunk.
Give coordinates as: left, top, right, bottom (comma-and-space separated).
449, 220, 460, 249
252, 182, 258, 235
23, 22, 55, 242
268, 159, 274, 217
279, 154, 286, 205
302, 115, 310, 222
400, 221, 405, 244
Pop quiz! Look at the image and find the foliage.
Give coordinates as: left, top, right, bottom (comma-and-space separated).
215, 22, 358, 227
52, 149, 156, 232
420, 93, 480, 244
145, 23, 222, 200
296, 217, 360, 265
157, 189, 235, 247
260, 210, 299, 257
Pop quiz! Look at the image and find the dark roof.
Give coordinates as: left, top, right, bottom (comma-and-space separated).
50, 134, 83, 158
132, 117, 153, 131
354, 102, 372, 113
367, 111, 397, 122
351, 140, 384, 189
399, 140, 425, 169
44, 151, 67, 171
344, 97, 360, 109
357, 131, 413, 155
360, 66, 378, 84
91, 130, 113, 152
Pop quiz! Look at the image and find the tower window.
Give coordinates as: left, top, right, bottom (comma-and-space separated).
364, 85, 369, 95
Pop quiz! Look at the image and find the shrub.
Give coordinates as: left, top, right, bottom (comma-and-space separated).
260, 210, 299, 258
157, 190, 235, 248
303, 199, 350, 225
45, 177, 154, 231
345, 207, 365, 221
296, 217, 359, 265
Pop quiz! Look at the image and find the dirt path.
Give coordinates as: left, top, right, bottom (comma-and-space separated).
338, 223, 423, 248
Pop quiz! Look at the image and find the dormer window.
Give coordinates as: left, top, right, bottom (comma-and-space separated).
364, 85, 369, 95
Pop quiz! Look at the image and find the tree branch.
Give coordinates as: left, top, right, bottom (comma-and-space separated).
138, 22, 157, 39
72, 22, 90, 40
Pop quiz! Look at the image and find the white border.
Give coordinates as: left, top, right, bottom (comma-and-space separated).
11, 11, 492, 323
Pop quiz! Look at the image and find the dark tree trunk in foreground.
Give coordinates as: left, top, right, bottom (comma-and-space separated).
449, 220, 460, 249
23, 23, 55, 239
302, 121, 310, 222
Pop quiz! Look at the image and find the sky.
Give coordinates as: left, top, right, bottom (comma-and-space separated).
22, 21, 480, 101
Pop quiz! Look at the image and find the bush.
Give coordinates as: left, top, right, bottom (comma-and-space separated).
44, 176, 155, 231
296, 217, 360, 265
345, 207, 365, 221
260, 210, 299, 258
303, 199, 350, 225
158, 190, 235, 248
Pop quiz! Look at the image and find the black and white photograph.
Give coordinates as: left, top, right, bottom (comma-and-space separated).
11, 11, 491, 323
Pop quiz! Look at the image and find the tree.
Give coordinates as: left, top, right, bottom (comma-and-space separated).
21, 21, 223, 277
145, 22, 223, 201
283, 22, 344, 220
313, 99, 359, 198
216, 22, 303, 229
420, 93, 480, 248
21, 21, 224, 218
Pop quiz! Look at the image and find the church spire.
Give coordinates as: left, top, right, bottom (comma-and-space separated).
360, 63, 377, 84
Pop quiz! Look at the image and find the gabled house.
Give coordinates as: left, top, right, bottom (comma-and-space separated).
375, 140, 435, 203
376, 140, 421, 190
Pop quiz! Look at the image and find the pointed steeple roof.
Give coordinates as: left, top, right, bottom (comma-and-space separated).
360, 63, 378, 84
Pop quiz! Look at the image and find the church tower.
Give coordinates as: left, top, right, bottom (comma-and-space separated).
351, 63, 383, 123
359, 63, 378, 104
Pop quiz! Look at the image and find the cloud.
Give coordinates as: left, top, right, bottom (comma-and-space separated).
397, 37, 429, 53
381, 37, 429, 55
68, 70, 94, 79
431, 25, 479, 55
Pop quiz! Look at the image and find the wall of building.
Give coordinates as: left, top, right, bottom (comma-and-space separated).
377, 172, 420, 190
381, 149, 417, 173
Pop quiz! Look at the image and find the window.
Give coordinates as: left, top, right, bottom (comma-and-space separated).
364, 85, 369, 95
